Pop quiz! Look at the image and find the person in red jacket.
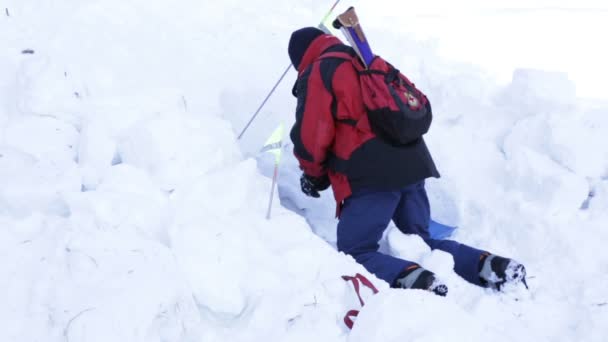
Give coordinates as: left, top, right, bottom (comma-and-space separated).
288, 27, 527, 295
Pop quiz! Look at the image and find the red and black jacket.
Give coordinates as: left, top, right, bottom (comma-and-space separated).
290, 34, 440, 215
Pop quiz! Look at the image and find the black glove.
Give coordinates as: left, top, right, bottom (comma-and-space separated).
300, 173, 331, 198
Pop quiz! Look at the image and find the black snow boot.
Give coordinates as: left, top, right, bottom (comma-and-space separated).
479, 253, 528, 290
394, 265, 448, 296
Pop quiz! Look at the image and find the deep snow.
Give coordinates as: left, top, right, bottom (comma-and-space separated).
1, 1, 607, 341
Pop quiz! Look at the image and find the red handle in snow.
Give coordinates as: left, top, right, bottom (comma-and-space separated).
342, 273, 379, 329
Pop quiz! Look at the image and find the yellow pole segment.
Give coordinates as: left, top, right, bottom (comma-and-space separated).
261, 124, 285, 219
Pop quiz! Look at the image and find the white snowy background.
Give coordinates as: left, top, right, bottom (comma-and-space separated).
1, 0, 607, 341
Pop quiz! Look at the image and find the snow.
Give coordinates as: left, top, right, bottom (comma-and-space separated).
2, 1, 608, 341
349, 290, 501, 342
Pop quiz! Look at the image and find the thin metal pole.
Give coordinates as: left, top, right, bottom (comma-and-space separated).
238, 63, 292, 140
266, 164, 279, 220
237, 0, 342, 140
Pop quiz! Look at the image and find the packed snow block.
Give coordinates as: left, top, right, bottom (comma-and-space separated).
168, 157, 369, 334
424, 179, 460, 229
3, 217, 202, 342
1, 116, 80, 215
15, 53, 83, 123
65, 164, 171, 245
4, 116, 79, 163
505, 146, 588, 215
387, 228, 455, 276
502, 104, 608, 180
348, 290, 502, 342
500, 69, 577, 114
548, 107, 608, 179
118, 112, 241, 191
584, 182, 608, 214
597, 180, 608, 200
419, 248, 455, 277
388, 229, 431, 262
78, 121, 115, 168
0, 147, 79, 218
169, 161, 263, 317
78, 120, 117, 190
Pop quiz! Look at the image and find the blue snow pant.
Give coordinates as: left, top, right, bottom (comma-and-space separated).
337, 181, 486, 287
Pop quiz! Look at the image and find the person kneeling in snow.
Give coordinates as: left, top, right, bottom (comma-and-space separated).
287, 27, 527, 296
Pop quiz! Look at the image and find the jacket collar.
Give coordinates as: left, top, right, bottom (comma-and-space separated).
297, 34, 343, 74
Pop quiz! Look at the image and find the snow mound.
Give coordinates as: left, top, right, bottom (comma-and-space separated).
2, 1, 608, 342
349, 290, 504, 342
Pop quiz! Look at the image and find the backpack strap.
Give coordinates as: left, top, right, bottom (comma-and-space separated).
319, 51, 353, 60
317, 46, 359, 126
320, 44, 358, 58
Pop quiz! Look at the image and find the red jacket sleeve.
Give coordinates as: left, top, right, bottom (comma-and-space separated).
290, 62, 335, 177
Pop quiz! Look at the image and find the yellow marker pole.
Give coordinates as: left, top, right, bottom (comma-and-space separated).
319, 0, 342, 35
267, 165, 279, 220
261, 124, 285, 220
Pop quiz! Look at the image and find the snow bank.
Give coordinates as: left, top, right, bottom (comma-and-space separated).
2, 2, 379, 341
2, 1, 608, 342
349, 290, 502, 342
280, 6, 608, 342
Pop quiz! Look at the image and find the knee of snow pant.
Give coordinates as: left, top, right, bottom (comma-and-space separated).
392, 181, 488, 286
337, 189, 415, 283
425, 238, 487, 286
392, 181, 431, 238
336, 189, 400, 255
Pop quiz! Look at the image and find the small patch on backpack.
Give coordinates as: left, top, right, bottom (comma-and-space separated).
404, 91, 420, 109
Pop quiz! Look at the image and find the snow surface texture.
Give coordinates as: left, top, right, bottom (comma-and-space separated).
1, 1, 608, 341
